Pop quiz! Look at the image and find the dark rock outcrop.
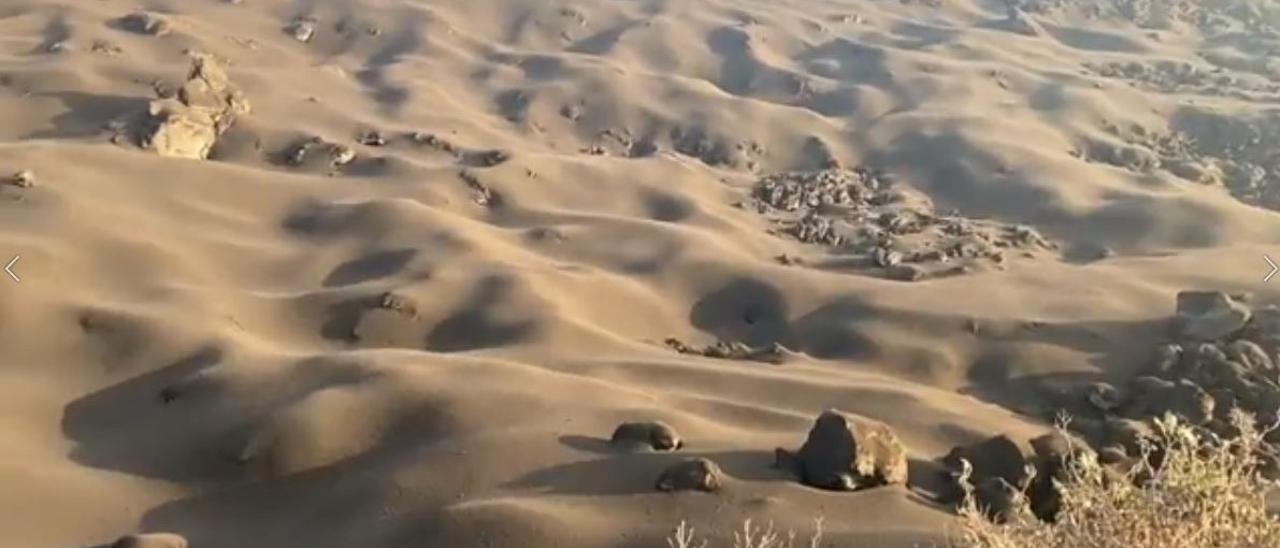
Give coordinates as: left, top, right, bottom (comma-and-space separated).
655, 458, 723, 492
776, 409, 908, 491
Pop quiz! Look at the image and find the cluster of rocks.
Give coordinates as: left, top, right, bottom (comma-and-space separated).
622, 290, 1280, 518
1004, 0, 1173, 25
1084, 112, 1280, 210
605, 396, 1280, 525
134, 54, 250, 160
936, 395, 1243, 524
408, 133, 513, 169
284, 14, 383, 44
1137, 0, 1280, 34
618, 407, 1064, 521
1174, 109, 1280, 210
1088, 61, 1280, 99
773, 412, 1094, 524
410, 131, 462, 155
1009, 0, 1083, 15
579, 128, 646, 158
936, 429, 1097, 523
572, 122, 765, 170
1011, 0, 1274, 34
664, 337, 790, 364
1071, 1, 1280, 97
1112, 0, 1201, 28
1053, 291, 1280, 485
458, 170, 502, 208
1082, 122, 1201, 175
609, 410, 912, 495
671, 127, 766, 171
750, 168, 1057, 281
281, 136, 358, 170
608, 420, 721, 492
274, 127, 511, 177
1208, 64, 1280, 97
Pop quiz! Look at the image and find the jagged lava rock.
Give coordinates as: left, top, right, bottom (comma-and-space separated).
144, 105, 220, 159
655, 458, 723, 492
1027, 431, 1094, 520
1124, 376, 1215, 424
285, 19, 317, 42
1226, 340, 1274, 373
1175, 291, 1251, 341
778, 409, 908, 491
973, 476, 1023, 522
1085, 381, 1124, 412
943, 434, 1036, 490
143, 54, 250, 160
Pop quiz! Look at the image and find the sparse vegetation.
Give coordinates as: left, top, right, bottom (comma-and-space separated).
957, 412, 1280, 548
665, 414, 1280, 548
666, 518, 823, 548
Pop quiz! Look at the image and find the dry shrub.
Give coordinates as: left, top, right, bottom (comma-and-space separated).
667, 518, 823, 548
958, 411, 1280, 548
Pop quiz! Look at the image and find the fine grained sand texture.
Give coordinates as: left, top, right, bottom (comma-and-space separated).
1, 0, 1279, 546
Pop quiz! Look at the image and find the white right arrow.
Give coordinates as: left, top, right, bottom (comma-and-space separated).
4, 255, 18, 283
1266, 255, 1278, 283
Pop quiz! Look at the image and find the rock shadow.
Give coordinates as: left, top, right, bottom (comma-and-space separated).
494, 88, 532, 123
557, 434, 616, 455
688, 279, 1169, 416
568, 19, 643, 55
60, 346, 233, 482
323, 248, 417, 287
22, 91, 149, 140
60, 350, 383, 483
706, 25, 759, 96
885, 20, 961, 50
689, 277, 797, 349
35, 10, 72, 54
355, 10, 424, 115
320, 293, 382, 343
1040, 23, 1149, 53
643, 189, 695, 223
425, 275, 540, 352
959, 316, 1169, 417
135, 407, 449, 548
506, 449, 786, 496
281, 199, 393, 242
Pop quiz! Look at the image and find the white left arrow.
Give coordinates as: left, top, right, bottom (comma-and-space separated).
1266, 255, 1278, 283
4, 255, 19, 283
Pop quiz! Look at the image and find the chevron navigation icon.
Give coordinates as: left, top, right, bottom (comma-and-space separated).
4, 255, 19, 283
